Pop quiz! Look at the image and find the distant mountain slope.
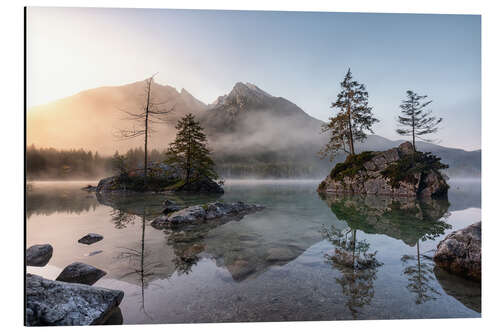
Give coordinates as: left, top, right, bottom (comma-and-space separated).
27, 80, 207, 154
200, 82, 325, 152
27, 79, 480, 178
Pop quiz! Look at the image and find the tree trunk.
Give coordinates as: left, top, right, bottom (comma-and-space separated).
186, 125, 191, 185
411, 99, 416, 152
144, 78, 152, 188
347, 95, 355, 156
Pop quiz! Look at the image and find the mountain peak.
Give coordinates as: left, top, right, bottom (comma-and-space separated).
211, 82, 273, 111
231, 82, 272, 98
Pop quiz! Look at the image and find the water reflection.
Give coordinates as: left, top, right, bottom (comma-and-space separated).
319, 194, 451, 246
320, 193, 453, 310
115, 211, 157, 319
26, 181, 481, 322
26, 185, 99, 218
97, 188, 326, 283
321, 225, 382, 318
433, 266, 481, 312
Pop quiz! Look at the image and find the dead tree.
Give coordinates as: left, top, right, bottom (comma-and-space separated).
116, 74, 174, 188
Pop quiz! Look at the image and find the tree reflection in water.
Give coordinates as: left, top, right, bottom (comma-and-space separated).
113, 209, 160, 320
320, 193, 452, 313
321, 225, 382, 319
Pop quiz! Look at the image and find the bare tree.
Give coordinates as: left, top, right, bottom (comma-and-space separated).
116, 74, 175, 188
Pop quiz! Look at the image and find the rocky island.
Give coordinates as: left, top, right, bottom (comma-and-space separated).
93, 162, 224, 194
318, 142, 449, 198
151, 201, 264, 229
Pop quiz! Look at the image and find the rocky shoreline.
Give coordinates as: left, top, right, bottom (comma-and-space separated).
26, 274, 123, 326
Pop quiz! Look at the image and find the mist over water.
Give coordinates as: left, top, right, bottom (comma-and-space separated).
27, 178, 480, 323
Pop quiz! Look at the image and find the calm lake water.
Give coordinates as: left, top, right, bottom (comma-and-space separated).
26, 179, 481, 323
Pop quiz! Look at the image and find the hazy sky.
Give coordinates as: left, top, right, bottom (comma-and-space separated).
27, 7, 481, 150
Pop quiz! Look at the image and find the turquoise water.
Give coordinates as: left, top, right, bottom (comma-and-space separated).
26, 179, 481, 323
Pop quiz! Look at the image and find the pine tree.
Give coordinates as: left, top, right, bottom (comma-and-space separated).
320, 68, 378, 161
396, 90, 442, 152
167, 113, 217, 184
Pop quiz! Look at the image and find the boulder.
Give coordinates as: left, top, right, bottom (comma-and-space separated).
174, 177, 224, 194
26, 244, 53, 267
78, 233, 103, 245
56, 262, 107, 285
433, 222, 481, 281
151, 201, 264, 228
26, 273, 123, 326
96, 176, 116, 192
163, 199, 182, 214
318, 142, 448, 198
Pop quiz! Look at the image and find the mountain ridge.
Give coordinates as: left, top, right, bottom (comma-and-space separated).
27, 79, 481, 177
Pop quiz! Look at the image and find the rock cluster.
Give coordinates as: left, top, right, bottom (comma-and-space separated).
433, 222, 481, 281
151, 201, 264, 228
26, 244, 53, 267
26, 274, 123, 326
318, 142, 448, 197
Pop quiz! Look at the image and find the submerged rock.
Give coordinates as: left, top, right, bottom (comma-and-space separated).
151, 201, 264, 228
266, 247, 296, 262
318, 142, 449, 198
26, 244, 53, 267
433, 222, 481, 281
56, 262, 107, 285
78, 233, 104, 245
26, 273, 123, 326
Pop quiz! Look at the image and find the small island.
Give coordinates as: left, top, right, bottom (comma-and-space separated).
318, 142, 449, 198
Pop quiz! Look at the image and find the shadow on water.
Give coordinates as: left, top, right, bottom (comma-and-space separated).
319, 193, 479, 315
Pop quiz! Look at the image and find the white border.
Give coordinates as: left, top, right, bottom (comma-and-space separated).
2, 0, 499, 332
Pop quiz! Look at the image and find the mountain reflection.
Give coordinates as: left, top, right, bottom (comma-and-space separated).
320, 193, 452, 310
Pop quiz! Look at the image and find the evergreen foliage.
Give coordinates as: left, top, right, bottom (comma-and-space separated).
396, 90, 442, 151
320, 68, 378, 160
329, 151, 375, 180
380, 151, 449, 188
167, 113, 218, 184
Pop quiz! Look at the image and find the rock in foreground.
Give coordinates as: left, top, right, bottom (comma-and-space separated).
78, 233, 104, 245
318, 142, 449, 198
151, 201, 264, 228
26, 244, 53, 267
56, 262, 107, 285
26, 273, 123, 326
434, 222, 481, 281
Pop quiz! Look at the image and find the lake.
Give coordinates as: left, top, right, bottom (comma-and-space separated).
26, 179, 481, 323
